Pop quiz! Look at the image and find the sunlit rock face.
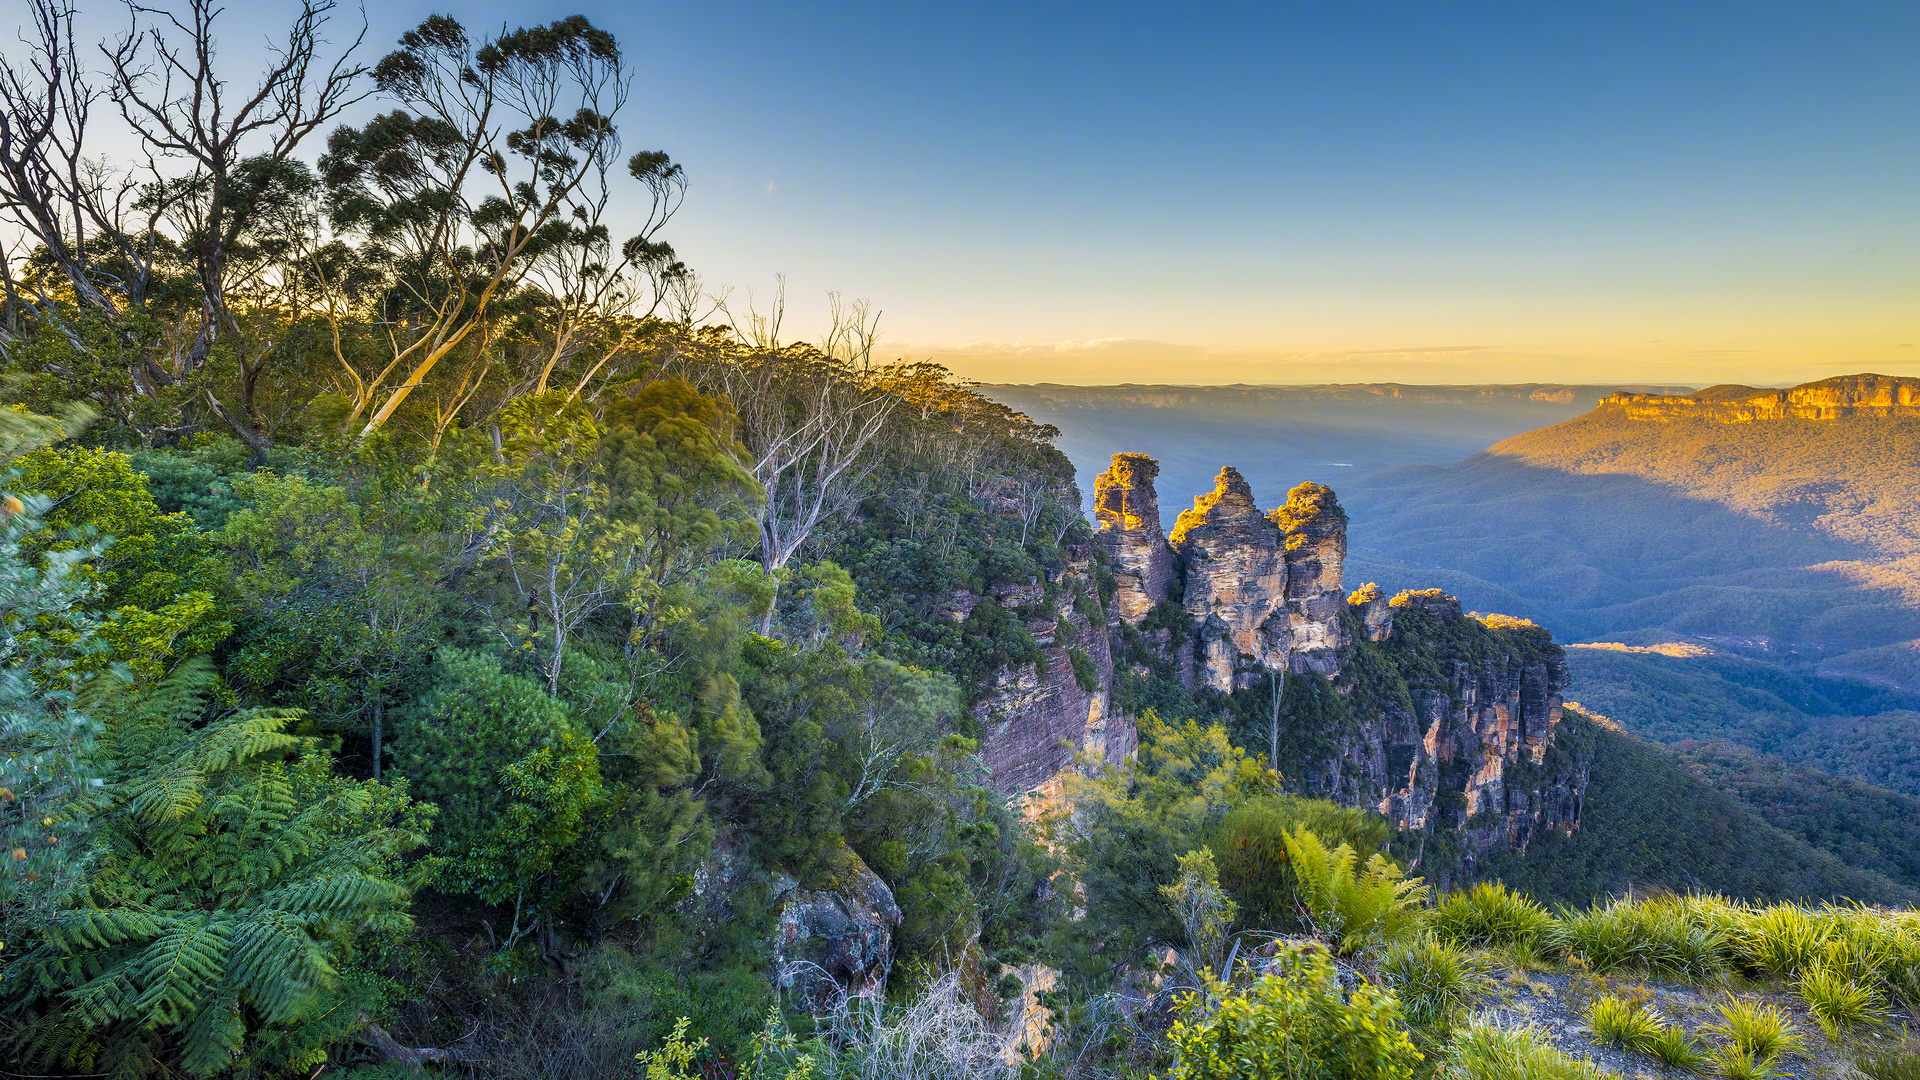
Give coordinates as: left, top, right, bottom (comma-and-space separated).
1271, 481, 1349, 676
1604, 373, 1920, 422
1091, 453, 1175, 624
1170, 467, 1290, 691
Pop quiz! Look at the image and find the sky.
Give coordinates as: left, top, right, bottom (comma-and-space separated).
42, 0, 1920, 385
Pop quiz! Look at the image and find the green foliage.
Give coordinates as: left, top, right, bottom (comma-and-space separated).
391, 649, 582, 855
1853, 1045, 1920, 1080
1282, 825, 1428, 954
1161, 848, 1237, 978
1642, 1024, 1708, 1071
635, 1016, 705, 1080
13, 445, 229, 678
1430, 883, 1558, 956
1705, 997, 1806, 1061
1163, 944, 1421, 1080
1553, 895, 1732, 979
1583, 993, 1661, 1050
1056, 713, 1278, 972
1446, 1023, 1611, 1080
1798, 965, 1884, 1039
1206, 793, 1393, 935
2, 705, 427, 1077
1376, 934, 1484, 1028
1708, 1042, 1784, 1080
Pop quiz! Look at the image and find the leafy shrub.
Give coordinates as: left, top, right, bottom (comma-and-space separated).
1447, 1022, 1611, 1080
1206, 792, 1392, 934
1164, 943, 1421, 1080
1584, 994, 1661, 1050
1704, 997, 1805, 1061
1642, 1025, 1708, 1071
1799, 965, 1884, 1039
1282, 825, 1428, 953
1377, 934, 1484, 1028
1429, 883, 1558, 955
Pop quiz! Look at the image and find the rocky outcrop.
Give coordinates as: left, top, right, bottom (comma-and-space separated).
1092, 453, 1175, 624
972, 543, 1132, 794
1170, 467, 1289, 690
685, 835, 903, 1011
1271, 482, 1350, 675
771, 849, 903, 1009
1603, 373, 1920, 422
1332, 591, 1586, 865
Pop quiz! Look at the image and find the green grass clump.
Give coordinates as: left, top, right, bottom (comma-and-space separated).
1583, 994, 1661, 1050
1431, 883, 1559, 955
1377, 933, 1485, 1028
1708, 1043, 1783, 1080
1448, 1022, 1611, 1080
1734, 904, 1828, 978
1852, 1045, 1920, 1080
1642, 1025, 1707, 1071
1556, 896, 1731, 979
1799, 965, 1885, 1039
1703, 998, 1805, 1061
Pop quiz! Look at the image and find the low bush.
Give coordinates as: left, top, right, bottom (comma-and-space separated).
1282, 825, 1428, 954
1163, 943, 1422, 1080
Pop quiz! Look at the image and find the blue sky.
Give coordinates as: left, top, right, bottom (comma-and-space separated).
58, 0, 1920, 383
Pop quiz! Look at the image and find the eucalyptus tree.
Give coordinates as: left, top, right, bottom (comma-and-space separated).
318, 15, 683, 441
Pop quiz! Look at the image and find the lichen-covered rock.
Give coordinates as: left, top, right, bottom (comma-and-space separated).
772, 846, 903, 1010
1092, 453, 1175, 624
1271, 482, 1349, 674
1170, 467, 1289, 690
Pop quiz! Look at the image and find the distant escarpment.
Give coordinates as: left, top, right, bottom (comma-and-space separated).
1600, 374, 1920, 423
1083, 453, 1589, 869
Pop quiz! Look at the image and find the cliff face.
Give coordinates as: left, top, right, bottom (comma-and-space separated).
1603, 373, 1920, 422
971, 542, 1133, 794
1092, 453, 1174, 623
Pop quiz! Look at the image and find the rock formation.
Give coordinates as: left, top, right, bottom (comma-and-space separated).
1092, 453, 1175, 623
1169, 467, 1289, 690
1271, 481, 1350, 675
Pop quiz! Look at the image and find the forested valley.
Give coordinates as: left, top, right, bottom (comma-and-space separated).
3, 4, 1920, 1080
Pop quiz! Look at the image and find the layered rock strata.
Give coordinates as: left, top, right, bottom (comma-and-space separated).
1091, 453, 1175, 623
1271, 482, 1350, 676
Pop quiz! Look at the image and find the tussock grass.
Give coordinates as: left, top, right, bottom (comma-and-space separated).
1583, 994, 1661, 1050
1642, 1025, 1708, 1071
1432, 883, 1559, 957
1798, 965, 1885, 1039
1708, 1042, 1783, 1080
1447, 1022, 1612, 1080
1378, 933, 1486, 1028
1703, 997, 1805, 1061
1555, 895, 1731, 980
1853, 1044, 1920, 1080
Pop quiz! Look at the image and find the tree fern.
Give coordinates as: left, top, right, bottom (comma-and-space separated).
1282, 824, 1429, 953
2, 706, 430, 1077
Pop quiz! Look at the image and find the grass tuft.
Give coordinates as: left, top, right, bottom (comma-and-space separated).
1798, 965, 1884, 1039
1584, 994, 1660, 1051
1703, 997, 1804, 1061
1708, 1043, 1783, 1080
1853, 1045, 1920, 1080
1448, 1022, 1612, 1080
1642, 1025, 1708, 1071
1431, 883, 1560, 956
1377, 933, 1486, 1028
